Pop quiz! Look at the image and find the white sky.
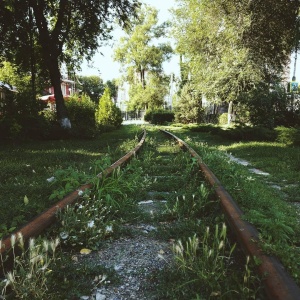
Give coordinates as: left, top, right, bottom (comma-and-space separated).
79, 0, 179, 81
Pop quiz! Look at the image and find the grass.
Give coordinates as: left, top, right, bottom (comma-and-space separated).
161, 124, 300, 284
1, 123, 299, 298
0, 125, 142, 238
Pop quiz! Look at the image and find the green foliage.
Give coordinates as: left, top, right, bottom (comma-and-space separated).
1, 235, 60, 299
172, 0, 299, 112
164, 184, 211, 220
65, 93, 97, 138
190, 124, 277, 142
96, 87, 123, 128
77, 75, 104, 103
236, 83, 292, 128
159, 225, 260, 299
49, 166, 90, 201
57, 198, 114, 250
128, 74, 169, 110
144, 109, 174, 124
0, 91, 55, 141
275, 126, 300, 146
114, 4, 172, 110
0, 0, 139, 125
218, 113, 229, 125
114, 4, 172, 84
174, 83, 204, 124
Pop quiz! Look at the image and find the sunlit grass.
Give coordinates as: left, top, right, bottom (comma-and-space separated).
0, 125, 142, 238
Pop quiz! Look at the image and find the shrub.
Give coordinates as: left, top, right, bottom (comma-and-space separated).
174, 83, 204, 124
96, 87, 122, 128
275, 126, 300, 146
66, 93, 97, 138
218, 113, 229, 125
144, 109, 174, 125
144, 110, 153, 122
222, 126, 277, 142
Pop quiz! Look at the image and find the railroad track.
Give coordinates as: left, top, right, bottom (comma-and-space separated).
1, 129, 299, 299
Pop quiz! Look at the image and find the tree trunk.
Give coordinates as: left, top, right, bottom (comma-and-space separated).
228, 100, 233, 125
31, 2, 71, 129
48, 59, 71, 128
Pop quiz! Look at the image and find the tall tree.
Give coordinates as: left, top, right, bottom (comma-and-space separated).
172, 0, 300, 105
0, 0, 139, 128
114, 4, 172, 110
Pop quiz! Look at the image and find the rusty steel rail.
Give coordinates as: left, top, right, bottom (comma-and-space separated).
160, 129, 300, 300
0, 130, 146, 257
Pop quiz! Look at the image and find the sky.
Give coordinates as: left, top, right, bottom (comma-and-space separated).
79, 0, 179, 82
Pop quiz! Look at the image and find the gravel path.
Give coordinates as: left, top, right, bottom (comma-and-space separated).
79, 207, 175, 300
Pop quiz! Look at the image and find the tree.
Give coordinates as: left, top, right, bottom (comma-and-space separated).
128, 73, 169, 110
174, 82, 204, 124
114, 4, 172, 110
77, 75, 105, 103
96, 87, 122, 127
106, 79, 118, 103
172, 0, 300, 109
0, 0, 139, 128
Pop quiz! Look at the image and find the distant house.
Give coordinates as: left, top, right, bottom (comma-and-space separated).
40, 77, 76, 110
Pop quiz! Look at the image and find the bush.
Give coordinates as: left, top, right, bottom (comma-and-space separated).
96, 87, 122, 128
174, 83, 204, 124
0, 89, 49, 141
274, 111, 300, 127
66, 93, 97, 138
221, 126, 276, 142
275, 126, 300, 146
218, 113, 229, 125
144, 110, 153, 122
144, 109, 174, 125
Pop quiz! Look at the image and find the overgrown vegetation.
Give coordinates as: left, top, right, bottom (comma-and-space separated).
164, 124, 300, 285
0, 125, 140, 239
96, 87, 123, 128
0, 125, 299, 298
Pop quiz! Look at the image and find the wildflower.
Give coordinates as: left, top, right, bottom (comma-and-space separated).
47, 176, 55, 183
78, 190, 84, 196
43, 240, 49, 252
218, 241, 224, 250
17, 232, 24, 249
87, 220, 95, 228
11, 234, 16, 247
105, 225, 113, 233
29, 238, 35, 250
7, 272, 15, 283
